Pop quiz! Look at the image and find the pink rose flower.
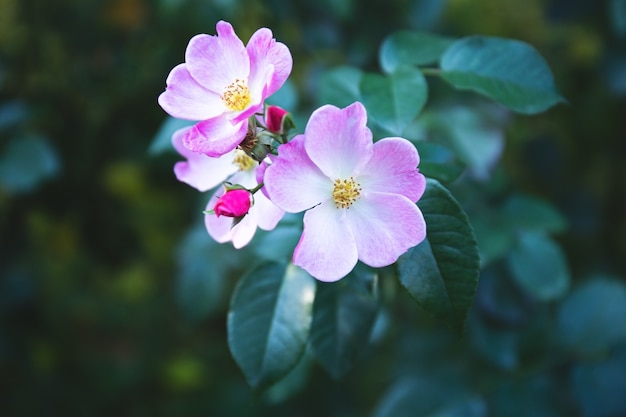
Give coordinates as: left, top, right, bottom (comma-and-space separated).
158, 21, 293, 157
264, 102, 427, 281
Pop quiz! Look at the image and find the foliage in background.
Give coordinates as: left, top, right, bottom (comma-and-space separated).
1, 0, 626, 416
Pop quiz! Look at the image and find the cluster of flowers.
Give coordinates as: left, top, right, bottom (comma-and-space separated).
159, 21, 427, 281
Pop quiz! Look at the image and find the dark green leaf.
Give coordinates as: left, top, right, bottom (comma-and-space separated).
571, 348, 626, 417
440, 36, 565, 114
227, 262, 316, 390
361, 66, 428, 136
379, 30, 455, 73
417, 107, 504, 180
506, 231, 570, 301
471, 210, 516, 267
501, 194, 567, 233
374, 378, 486, 417
557, 277, 626, 356
0, 134, 59, 193
468, 314, 519, 370
262, 350, 313, 404
489, 375, 565, 417
397, 179, 480, 334
310, 266, 379, 379
176, 226, 243, 320
318, 66, 362, 108
414, 141, 465, 184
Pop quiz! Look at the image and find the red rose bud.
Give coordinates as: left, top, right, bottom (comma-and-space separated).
213, 189, 253, 218
265, 105, 290, 134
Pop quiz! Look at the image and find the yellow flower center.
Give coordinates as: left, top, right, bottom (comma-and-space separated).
332, 177, 362, 209
222, 78, 251, 111
232, 149, 256, 171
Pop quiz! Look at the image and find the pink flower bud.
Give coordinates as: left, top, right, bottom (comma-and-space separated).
265, 105, 289, 134
213, 189, 253, 218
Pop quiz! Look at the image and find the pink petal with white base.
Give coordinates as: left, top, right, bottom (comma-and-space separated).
359, 137, 426, 202
304, 103, 373, 179
246, 27, 293, 98
253, 190, 285, 231
171, 128, 238, 191
183, 114, 248, 157
264, 135, 332, 213
293, 201, 358, 282
185, 22, 250, 92
158, 64, 224, 120
347, 193, 426, 267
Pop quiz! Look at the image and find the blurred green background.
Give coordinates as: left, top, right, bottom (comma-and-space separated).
1, 0, 626, 415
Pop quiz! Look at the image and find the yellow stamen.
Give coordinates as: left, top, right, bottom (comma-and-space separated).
232, 149, 256, 171
222, 78, 251, 111
332, 177, 362, 209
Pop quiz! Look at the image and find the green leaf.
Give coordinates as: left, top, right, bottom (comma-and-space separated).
471, 210, 516, 267
440, 36, 565, 114
379, 30, 455, 74
176, 226, 244, 320
501, 195, 567, 233
397, 179, 480, 334
468, 314, 519, 370
310, 266, 379, 379
571, 348, 626, 417
318, 66, 362, 108
418, 107, 504, 180
227, 262, 316, 390
557, 277, 626, 356
506, 231, 570, 301
0, 134, 59, 193
374, 378, 486, 417
361, 66, 428, 136
414, 141, 465, 184
148, 116, 194, 155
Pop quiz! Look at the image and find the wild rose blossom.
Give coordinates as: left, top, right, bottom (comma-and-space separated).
264, 102, 427, 281
158, 20, 292, 157
171, 127, 284, 248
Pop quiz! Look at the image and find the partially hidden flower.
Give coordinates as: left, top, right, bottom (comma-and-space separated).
171, 126, 284, 248
213, 187, 253, 218
205, 162, 284, 249
158, 20, 293, 157
171, 127, 237, 191
263, 102, 427, 282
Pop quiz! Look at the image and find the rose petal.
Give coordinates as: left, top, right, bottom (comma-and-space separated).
185, 21, 250, 93
252, 189, 285, 231
304, 102, 373, 179
171, 128, 238, 191
359, 137, 426, 202
264, 135, 332, 213
183, 115, 248, 157
293, 201, 358, 282
346, 192, 426, 267
246, 27, 293, 99
158, 64, 224, 120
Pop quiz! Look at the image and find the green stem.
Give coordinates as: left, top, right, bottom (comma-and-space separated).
249, 182, 264, 194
